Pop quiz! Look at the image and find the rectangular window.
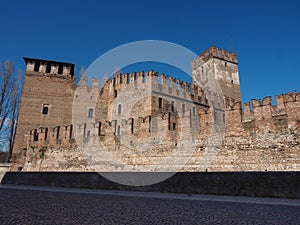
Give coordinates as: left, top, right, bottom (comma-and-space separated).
56, 126, 60, 140
182, 104, 185, 115
114, 90, 117, 98
33, 129, 38, 141
83, 123, 86, 137
214, 111, 218, 122
171, 101, 174, 112
168, 113, 171, 130
158, 97, 162, 109
44, 128, 48, 141
118, 104, 121, 115
88, 108, 94, 118
42, 104, 49, 115
69, 125, 73, 139
173, 123, 176, 130
131, 118, 134, 134
98, 122, 102, 136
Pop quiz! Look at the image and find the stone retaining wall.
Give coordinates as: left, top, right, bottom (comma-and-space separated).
2, 172, 300, 199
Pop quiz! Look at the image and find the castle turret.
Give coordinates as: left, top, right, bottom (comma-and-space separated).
11, 58, 76, 171
192, 46, 241, 103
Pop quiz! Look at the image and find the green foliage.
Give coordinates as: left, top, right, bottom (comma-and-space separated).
39, 146, 47, 159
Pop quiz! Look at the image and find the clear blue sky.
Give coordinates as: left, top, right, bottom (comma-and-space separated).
0, 0, 299, 104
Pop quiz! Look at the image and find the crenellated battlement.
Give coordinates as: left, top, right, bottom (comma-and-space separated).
78, 70, 210, 106
223, 91, 300, 136
242, 91, 300, 112
198, 46, 238, 64
24, 57, 75, 79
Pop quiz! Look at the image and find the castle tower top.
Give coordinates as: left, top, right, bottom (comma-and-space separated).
23, 57, 75, 77
199, 46, 238, 64
192, 46, 241, 102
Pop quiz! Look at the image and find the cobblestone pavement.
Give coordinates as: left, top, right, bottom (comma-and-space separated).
0, 187, 299, 225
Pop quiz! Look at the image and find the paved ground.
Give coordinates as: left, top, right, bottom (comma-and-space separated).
0, 185, 299, 225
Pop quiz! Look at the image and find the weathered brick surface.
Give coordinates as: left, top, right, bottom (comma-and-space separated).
11, 58, 75, 171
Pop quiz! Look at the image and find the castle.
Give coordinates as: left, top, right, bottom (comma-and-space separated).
10, 47, 300, 172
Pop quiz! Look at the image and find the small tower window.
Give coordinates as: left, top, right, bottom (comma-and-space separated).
214, 111, 218, 121
42, 104, 49, 115
158, 97, 162, 108
118, 104, 121, 115
33, 129, 38, 141
182, 104, 185, 115
131, 118, 134, 134
225, 62, 227, 67
88, 108, 94, 118
168, 113, 171, 130
114, 90, 117, 98
70, 125, 73, 139
98, 122, 101, 136
173, 123, 176, 130
56, 126, 60, 140
171, 101, 174, 112
44, 128, 48, 141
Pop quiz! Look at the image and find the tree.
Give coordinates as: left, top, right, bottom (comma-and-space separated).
0, 60, 22, 162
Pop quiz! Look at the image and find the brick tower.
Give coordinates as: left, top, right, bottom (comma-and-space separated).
192, 46, 241, 103
11, 58, 76, 171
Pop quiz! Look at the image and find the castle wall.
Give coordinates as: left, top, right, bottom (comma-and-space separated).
23, 91, 300, 172
11, 49, 299, 173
